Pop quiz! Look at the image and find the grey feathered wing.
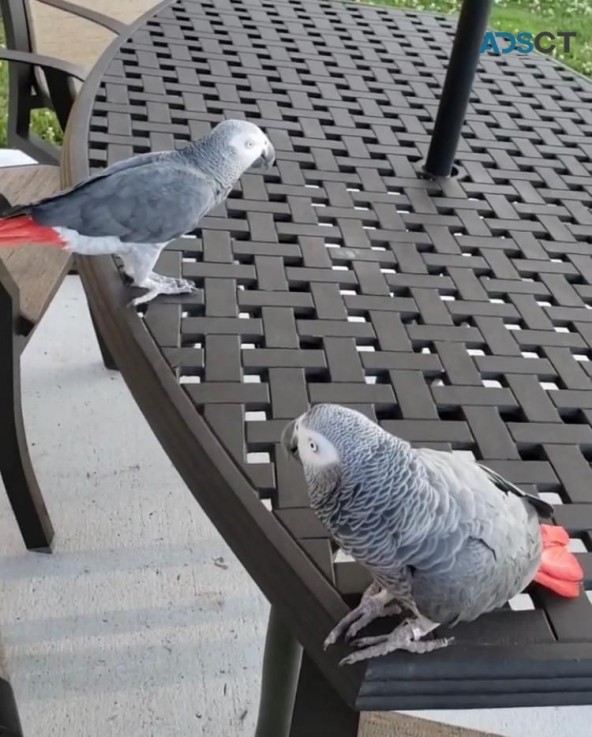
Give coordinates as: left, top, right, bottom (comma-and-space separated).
412, 448, 541, 574
5, 150, 168, 217
412, 448, 543, 623
476, 462, 554, 518
24, 160, 219, 244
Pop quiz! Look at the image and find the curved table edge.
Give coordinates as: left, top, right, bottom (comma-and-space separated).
59, 0, 363, 708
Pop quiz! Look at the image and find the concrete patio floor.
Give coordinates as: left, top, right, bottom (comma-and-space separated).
0, 240, 589, 737
30, 0, 159, 69
0, 272, 270, 736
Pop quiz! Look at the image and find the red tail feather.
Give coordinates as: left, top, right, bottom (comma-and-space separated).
0, 215, 65, 248
534, 523, 584, 598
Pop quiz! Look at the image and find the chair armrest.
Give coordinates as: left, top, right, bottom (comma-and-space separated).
37, 0, 126, 34
0, 48, 87, 82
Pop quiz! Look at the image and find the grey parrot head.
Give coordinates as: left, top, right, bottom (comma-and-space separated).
189, 119, 275, 182
281, 404, 392, 498
216, 119, 275, 169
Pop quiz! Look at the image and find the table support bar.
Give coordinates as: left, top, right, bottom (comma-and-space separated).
254, 607, 303, 737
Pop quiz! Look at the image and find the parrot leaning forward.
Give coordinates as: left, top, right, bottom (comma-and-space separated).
0, 119, 275, 306
282, 404, 584, 665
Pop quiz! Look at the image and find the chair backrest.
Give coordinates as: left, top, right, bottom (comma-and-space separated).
0, 0, 37, 96
0, 0, 34, 54
0, 0, 51, 143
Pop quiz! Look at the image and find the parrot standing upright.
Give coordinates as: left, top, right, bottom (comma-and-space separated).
0, 119, 275, 305
282, 404, 584, 665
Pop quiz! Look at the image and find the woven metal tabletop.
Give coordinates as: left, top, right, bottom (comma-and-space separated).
72, 0, 592, 707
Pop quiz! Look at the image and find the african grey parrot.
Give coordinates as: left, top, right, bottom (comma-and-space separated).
0, 119, 275, 305
282, 404, 583, 665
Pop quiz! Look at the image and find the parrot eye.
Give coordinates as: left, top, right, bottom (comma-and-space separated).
245, 140, 255, 149
308, 438, 318, 453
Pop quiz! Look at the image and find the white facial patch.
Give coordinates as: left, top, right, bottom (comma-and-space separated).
297, 427, 340, 468
231, 129, 269, 168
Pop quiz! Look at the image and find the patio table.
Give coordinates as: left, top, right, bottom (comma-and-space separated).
61, 0, 592, 733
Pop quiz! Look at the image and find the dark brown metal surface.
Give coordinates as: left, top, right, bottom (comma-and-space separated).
0, 676, 23, 736
64, 0, 592, 710
0, 260, 54, 551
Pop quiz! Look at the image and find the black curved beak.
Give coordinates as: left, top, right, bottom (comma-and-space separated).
281, 419, 299, 459
252, 140, 276, 170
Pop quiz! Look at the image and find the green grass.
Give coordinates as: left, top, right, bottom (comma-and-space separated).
373, 0, 592, 77
0, 0, 590, 149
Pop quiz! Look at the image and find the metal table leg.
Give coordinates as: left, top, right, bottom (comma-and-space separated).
288, 651, 360, 737
254, 607, 303, 737
424, 0, 493, 177
0, 675, 23, 736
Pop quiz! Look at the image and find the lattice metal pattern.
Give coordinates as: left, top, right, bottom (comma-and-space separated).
86, 0, 592, 646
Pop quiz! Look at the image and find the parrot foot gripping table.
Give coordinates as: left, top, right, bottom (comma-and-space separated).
56, 0, 592, 732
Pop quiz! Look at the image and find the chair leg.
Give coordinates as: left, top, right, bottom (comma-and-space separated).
289, 651, 360, 737
0, 265, 54, 552
254, 607, 303, 737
